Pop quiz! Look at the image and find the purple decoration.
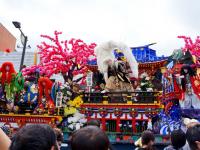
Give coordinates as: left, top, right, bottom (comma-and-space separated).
181, 109, 200, 120
170, 105, 181, 121
156, 106, 182, 134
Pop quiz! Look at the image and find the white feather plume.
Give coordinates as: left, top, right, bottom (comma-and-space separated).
95, 41, 138, 80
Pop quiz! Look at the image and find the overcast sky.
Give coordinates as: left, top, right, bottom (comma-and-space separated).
0, 0, 200, 56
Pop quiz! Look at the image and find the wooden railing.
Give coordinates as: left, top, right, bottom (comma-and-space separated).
82, 91, 161, 104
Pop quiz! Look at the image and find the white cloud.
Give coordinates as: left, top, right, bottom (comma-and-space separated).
0, 0, 200, 56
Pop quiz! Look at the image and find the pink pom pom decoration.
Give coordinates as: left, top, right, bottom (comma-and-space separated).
26, 30, 98, 82
178, 35, 200, 57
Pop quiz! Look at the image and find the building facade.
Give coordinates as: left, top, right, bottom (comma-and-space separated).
0, 23, 16, 52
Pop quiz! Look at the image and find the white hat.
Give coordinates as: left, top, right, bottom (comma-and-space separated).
183, 118, 199, 126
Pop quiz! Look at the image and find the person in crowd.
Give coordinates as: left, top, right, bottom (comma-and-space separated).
86, 119, 101, 128
164, 129, 186, 150
186, 124, 200, 150
182, 118, 200, 150
0, 125, 11, 137
70, 126, 110, 150
0, 127, 11, 150
85, 119, 115, 150
54, 128, 64, 150
135, 137, 142, 148
135, 130, 155, 150
9, 124, 56, 150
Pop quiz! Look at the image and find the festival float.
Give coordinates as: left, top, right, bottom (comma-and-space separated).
0, 31, 200, 144
80, 42, 165, 143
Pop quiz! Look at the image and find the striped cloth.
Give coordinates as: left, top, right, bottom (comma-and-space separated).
162, 74, 174, 94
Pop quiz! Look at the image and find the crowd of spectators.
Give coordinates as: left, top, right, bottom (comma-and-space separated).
0, 119, 200, 150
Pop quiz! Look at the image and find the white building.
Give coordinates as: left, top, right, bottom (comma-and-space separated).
0, 51, 36, 71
